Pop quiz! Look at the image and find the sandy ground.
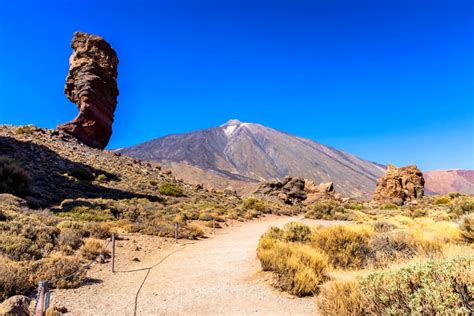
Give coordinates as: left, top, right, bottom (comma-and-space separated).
53, 215, 340, 316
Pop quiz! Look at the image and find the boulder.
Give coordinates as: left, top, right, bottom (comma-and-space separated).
0, 295, 30, 316
317, 182, 334, 194
374, 164, 425, 205
58, 31, 119, 149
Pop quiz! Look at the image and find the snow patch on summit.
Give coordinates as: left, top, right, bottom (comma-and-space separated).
224, 125, 238, 137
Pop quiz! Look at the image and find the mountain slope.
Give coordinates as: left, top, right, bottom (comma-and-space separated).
119, 120, 386, 197
424, 170, 474, 195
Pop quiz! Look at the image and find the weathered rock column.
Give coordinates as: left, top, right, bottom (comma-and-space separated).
58, 31, 119, 149
374, 164, 425, 205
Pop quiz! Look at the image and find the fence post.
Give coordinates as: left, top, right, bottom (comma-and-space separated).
111, 234, 116, 273
34, 280, 48, 316
174, 222, 179, 243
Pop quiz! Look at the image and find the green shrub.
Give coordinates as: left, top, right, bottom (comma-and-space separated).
198, 212, 213, 221
57, 206, 115, 222
96, 174, 108, 183
0, 156, 31, 196
347, 203, 364, 211
318, 256, 474, 315
242, 198, 266, 212
360, 256, 474, 315
434, 196, 450, 205
159, 183, 183, 197
450, 198, 474, 217
14, 125, 36, 135
69, 167, 94, 182
305, 201, 348, 220
381, 203, 399, 210
282, 222, 311, 243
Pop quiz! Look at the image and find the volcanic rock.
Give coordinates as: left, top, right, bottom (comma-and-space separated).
255, 176, 307, 204
0, 295, 30, 315
58, 31, 119, 149
374, 164, 425, 205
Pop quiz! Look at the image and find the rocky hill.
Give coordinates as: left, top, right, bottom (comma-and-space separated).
424, 170, 474, 195
119, 119, 386, 197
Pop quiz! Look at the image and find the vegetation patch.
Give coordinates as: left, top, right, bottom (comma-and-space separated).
159, 183, 184, 197
0, 156, 31, 196
319, 256, 474, 315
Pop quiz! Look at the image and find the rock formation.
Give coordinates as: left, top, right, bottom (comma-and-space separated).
58, 31, 119, 149
255, 177, 307, 204
374, 164, 425, 205
0, 295, 30, 315
254, 177, 338, 204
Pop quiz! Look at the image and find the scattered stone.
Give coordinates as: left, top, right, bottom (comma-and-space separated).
374, 164, 425, 205
224, 186, 237, 196
58, 31, 119, 150
132, 257, 140, 262
0, 295, 30, 316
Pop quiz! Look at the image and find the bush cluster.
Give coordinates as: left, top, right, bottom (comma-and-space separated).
0, 156, 31, 196
318, 256, 474, 315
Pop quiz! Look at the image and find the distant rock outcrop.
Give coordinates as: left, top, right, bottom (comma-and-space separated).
58, 31, 119, 149
255, 176, 307, 204
255, 177, 338, 204
374, 164, 425, 205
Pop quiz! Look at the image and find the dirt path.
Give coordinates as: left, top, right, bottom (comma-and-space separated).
53, 216, 338, 315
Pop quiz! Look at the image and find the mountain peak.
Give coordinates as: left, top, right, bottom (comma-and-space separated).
221, 119, 243, 126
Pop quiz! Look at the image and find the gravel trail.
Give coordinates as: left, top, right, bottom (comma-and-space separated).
54, 215, 337, 315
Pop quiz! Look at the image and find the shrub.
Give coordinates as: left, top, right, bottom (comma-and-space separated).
242, 198, 266, 212
460, 214, 474, 242
261, 226, 283, 240
360, 256, 474, 315
0, 259, 30, 301
86, 221, 114, 239
257, 236, 327, 296
305, 201, 348, 220
371, 220, 398, 233
58, 228, 83, 250
198, 212, 213, 221
69, 167, 94, 182
14, 125, 36, 135
96, 174, 108, 183
282, 222, 311, 243
0, 156, 31, 196
381, 203, 399, 210
450, 198, 474, 217
28, 255, 85, 289
318, 256, 474, 315
434, 196, 450, 205
159, 183, 183, 197
370, 232, 417, 265
57, 206, 115, 222
80, 238, 110, 260
311, 225, 373, 269
347, 203, 364, 211
183, 224, 205, 239
317, 280, 364, 316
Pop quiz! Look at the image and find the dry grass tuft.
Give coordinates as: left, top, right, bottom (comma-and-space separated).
311, 225, 373, 269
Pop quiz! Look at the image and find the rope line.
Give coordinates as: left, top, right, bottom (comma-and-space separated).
133, 245, 188, 316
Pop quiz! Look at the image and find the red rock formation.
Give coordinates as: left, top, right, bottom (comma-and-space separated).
374, 164, 425, 205
58, 32, 119, 149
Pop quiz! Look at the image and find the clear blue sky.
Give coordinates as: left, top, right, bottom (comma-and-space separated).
0, 0, 473, 170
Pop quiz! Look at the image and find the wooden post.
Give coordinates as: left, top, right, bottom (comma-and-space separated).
34, 280, 48, 316
111, 235, 116, 273
174, 222, 179, 243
